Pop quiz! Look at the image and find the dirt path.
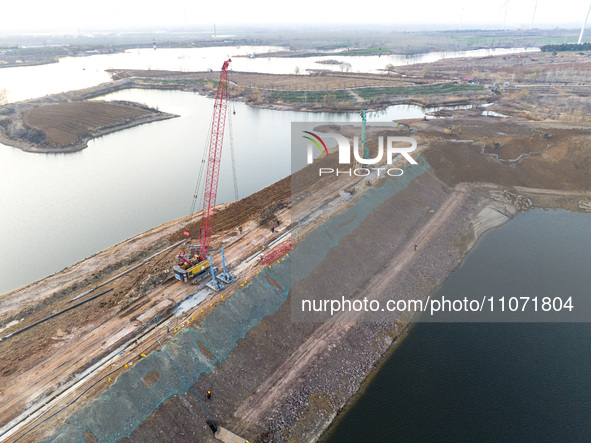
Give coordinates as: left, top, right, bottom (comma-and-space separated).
347, 89, 364, 103
233, 185, 467, 432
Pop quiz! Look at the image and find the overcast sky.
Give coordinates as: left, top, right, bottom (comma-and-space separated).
2, 0, 590, 33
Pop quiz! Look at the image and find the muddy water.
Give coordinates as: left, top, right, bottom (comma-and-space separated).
0, 88, 439, 295
324, 209, 591, 442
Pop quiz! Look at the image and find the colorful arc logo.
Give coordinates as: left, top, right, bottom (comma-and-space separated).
302, 131, 328, 155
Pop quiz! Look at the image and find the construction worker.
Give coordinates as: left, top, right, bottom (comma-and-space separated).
206, 391, 211, 399
271, 226, 275, 233
238, 226, 243, 235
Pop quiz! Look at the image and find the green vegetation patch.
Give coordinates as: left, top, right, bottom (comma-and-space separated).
541, 42, 591, 52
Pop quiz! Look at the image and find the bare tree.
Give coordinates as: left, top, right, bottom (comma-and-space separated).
0, 88, 7, 105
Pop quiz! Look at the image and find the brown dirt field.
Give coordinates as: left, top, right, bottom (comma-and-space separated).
419, 115, 591, 190
22, 101, 161, 147
170, 177, 291, 243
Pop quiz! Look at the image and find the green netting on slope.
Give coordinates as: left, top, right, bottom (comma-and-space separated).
44, 158, 429, 442
45, 333, 217, 442
44, 269, 288, 442
190, 269, 287, 361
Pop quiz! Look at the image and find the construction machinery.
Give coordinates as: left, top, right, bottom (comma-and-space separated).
173, 245, 210, 283
173, 59, 235, 289
396, 121, 418, 133
444, 125, 462, 135
531, 128, 552, 139
204, 248, 234, 290
481, 136, 502, 149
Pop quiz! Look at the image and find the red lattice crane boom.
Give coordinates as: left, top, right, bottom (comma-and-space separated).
198, 58, 231, 262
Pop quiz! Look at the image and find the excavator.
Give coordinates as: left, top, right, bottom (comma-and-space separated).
443, 125, 462, 135
531, 128, 552, 139
396, 121, 418, 133
481, 136, 502, 149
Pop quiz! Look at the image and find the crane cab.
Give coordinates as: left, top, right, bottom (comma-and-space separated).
173, 260, 210, 282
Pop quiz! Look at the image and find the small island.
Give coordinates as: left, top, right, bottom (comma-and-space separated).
0, 89, 177, 153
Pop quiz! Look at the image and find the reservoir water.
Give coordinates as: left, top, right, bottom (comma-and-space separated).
0, 46, 539, 102
325, 209, 591, 442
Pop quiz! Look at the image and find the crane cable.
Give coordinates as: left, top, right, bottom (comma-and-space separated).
189, 107, 214, 216
190, 67, 239, 216
228, 103, 239, 202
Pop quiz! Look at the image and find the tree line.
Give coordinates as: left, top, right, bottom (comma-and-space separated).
540, 42, 591, 52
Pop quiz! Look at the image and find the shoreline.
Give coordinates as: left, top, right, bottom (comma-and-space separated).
0, 111, 178, 154
314, 186, 591, 442
318, 319, 418, 442
0, 76, 486, 153
0, 81, 179, 154
315, 190, 517, 442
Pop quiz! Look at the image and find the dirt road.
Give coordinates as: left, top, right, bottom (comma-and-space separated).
234, 184, 467, 432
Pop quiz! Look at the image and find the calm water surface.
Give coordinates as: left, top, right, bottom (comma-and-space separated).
325, 210, 591, 442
